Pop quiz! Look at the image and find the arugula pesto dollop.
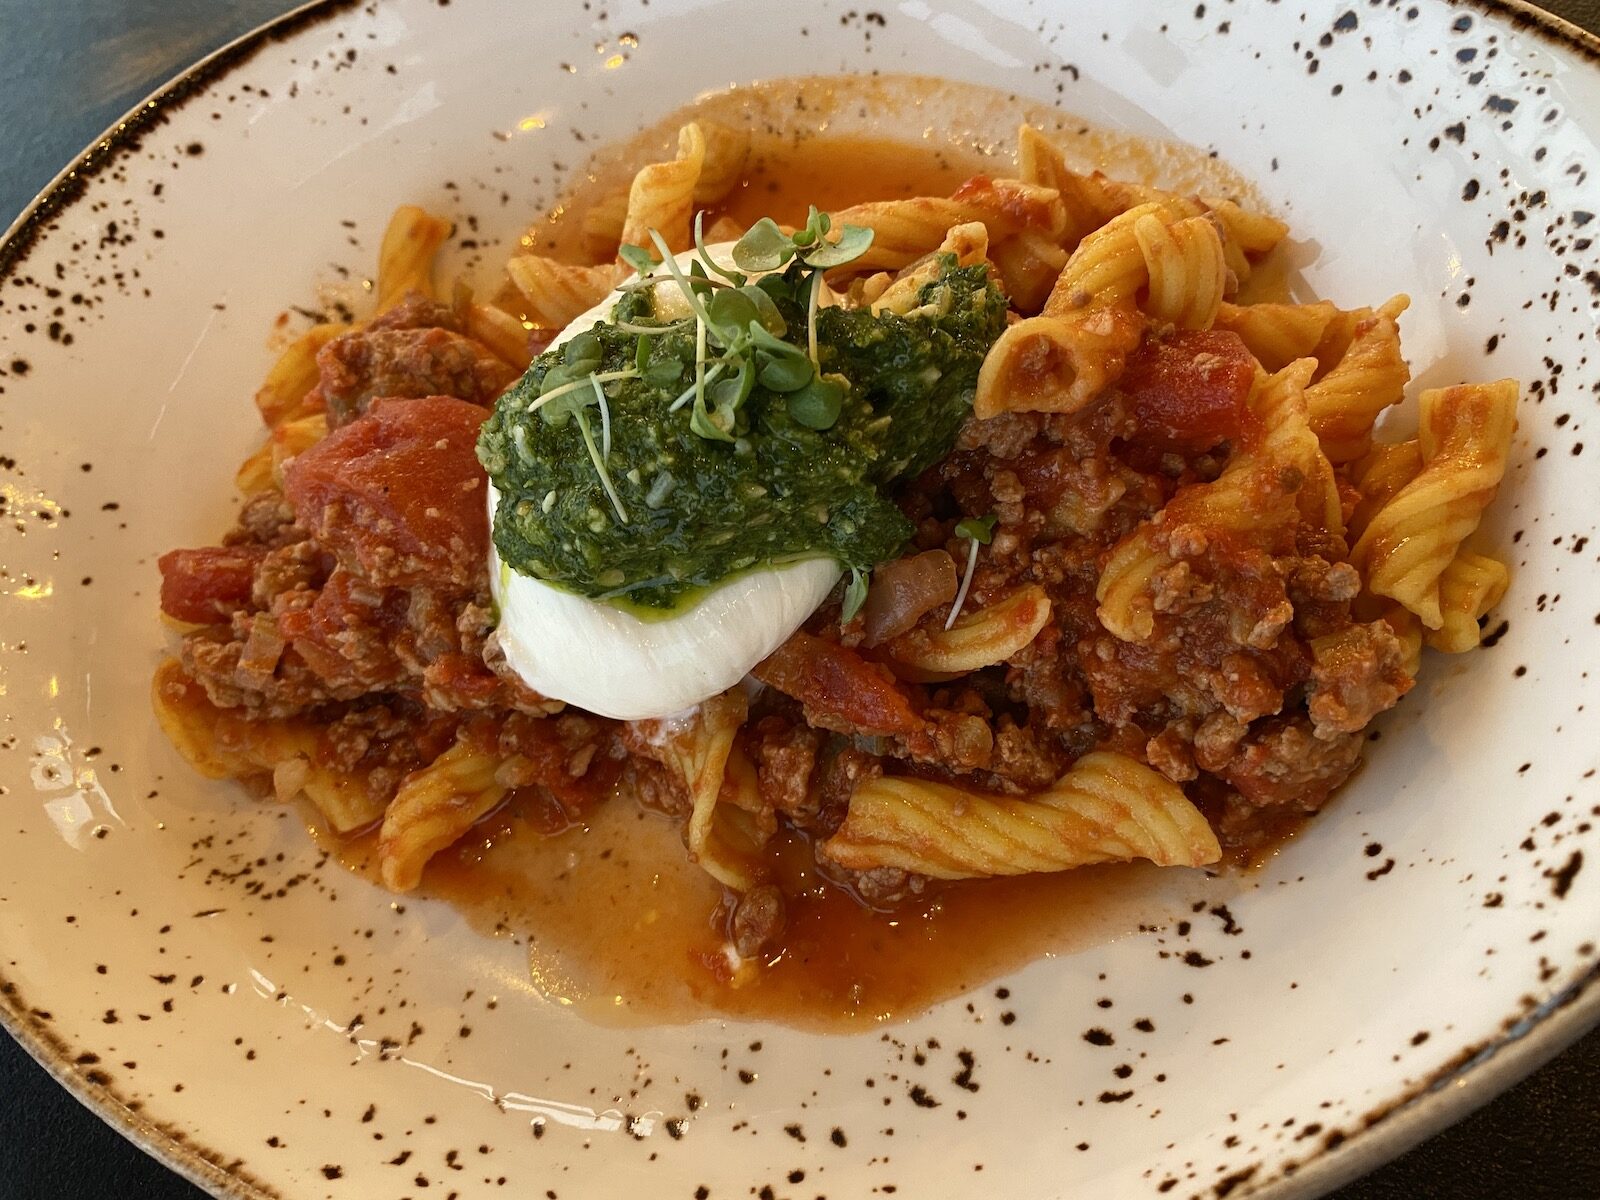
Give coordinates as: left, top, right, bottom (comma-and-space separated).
477, 252, 1007, 611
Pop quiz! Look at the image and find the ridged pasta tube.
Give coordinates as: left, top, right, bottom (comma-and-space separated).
375, 205, 452, 313
973, 305, 1144, 419
822, 751, 1221, 878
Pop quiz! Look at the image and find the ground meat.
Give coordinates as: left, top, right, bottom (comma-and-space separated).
730, 884, 786, 958
311, 296, 517, 427
618, 755, 688, 818
750, 718, 821, 825
835, 864, 927, 908
224, 493, 299, 548
1145, 722, 1199, 783
988, 717, 1068, 790
182, 628, 367, 716
1191, 711, 1247, 773
813, 744, 882, 837
1307, 620, 1413, 737
1219, 716, 1363, 815
366, 292, 462, 334
252, 539, 328, 610
493, 711, 618, 809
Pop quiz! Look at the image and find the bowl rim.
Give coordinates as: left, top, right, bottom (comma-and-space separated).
1, 1, 1596, 1196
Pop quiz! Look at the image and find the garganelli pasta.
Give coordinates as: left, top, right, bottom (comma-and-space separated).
152, 112, 1520, 983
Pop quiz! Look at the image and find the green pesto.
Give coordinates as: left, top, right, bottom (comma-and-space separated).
477, 258, 1007, 610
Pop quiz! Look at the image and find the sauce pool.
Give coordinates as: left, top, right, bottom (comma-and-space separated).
331, 795, 1206, 1030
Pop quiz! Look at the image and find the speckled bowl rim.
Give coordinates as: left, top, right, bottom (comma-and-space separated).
1, 1, 1596, 1197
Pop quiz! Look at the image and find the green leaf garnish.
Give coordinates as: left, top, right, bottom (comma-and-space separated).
732, 218, 797, 273
741, 283, 787, 336
802, 223, 874, 268
619, 243, 658, 275
706, 286, 760, 336
841, 567, 869, 623
759, 353, 814, 393
787, 373, 846, 430
955, 514, 998, 544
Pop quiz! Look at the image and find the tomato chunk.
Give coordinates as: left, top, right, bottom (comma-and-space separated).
158, 546, 264, 624
283, 395, 490, 589
1119, 330, 1258, 455
755, 632, 926, 737
276, 566, 408, 690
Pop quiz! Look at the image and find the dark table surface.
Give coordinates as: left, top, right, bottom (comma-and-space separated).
2, 2, 1598, 1198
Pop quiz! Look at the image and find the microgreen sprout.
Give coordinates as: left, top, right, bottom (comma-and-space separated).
590, 374, 612, 461
618, 242, 659, 276
946, 514, 997, 629
575, 406, 628, 526
841, 567, 869, 624
530, 207, 878, 526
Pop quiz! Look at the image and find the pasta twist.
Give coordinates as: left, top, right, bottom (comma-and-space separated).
1016, 124, 1132, 244
1133, 212, 1228, 330
1214, 300, 1339, 373
691, 119, 752, 206
990, 229, 1068, 315
1351, 379, 1518, 628
619, 121, 707, 254
641, 690, 755, 890
375, 205, 453, 313
1044, 198, 1205, 313
1423, 550, 1511, 653
504, 257, 622, 328
885, 585, 1052, 680
831, 178, 1065, 272
378, 736, 508, 892
254, 324, 346, 427
1346, 439, 1422, 544
822, 750, 1221, 879
1303, 295, 1411, 463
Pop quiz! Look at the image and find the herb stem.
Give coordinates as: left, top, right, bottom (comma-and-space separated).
590, 374, 612, 461
807, 269, 823, 369
529, 369, 638, 415
612, 319, 693, 336
575, 408, 629, 525
647, 229, 721, 333
669, 360, 724, 412
946, 536, 981, 630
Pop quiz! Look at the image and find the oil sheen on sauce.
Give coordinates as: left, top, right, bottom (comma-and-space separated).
333, 77, 1270, 1031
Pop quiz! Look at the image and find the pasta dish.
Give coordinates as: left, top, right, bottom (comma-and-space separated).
152, 86, 1518, 1017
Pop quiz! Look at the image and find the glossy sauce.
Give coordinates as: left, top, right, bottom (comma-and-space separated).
332, 79, 1273, 1029
333, 796, 1197, 1030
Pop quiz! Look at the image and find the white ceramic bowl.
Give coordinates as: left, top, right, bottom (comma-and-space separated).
2, 2, 1597, 1197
